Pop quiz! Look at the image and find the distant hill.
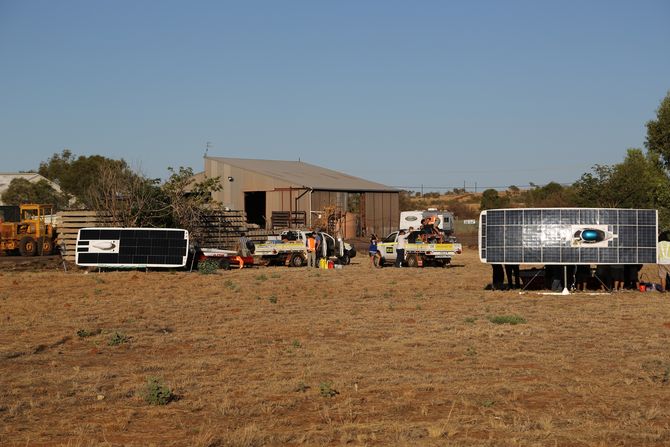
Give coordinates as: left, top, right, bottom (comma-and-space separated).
403, 191, 483, 219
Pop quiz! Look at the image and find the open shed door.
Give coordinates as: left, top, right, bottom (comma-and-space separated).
244, 191, 266, 228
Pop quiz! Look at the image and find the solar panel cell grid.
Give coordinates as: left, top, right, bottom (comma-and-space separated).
76, 228, 189, 267
479, 208, 657, 264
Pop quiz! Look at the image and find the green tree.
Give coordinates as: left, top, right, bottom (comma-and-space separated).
1, 177, 68, 209
523, 182, 576, 207
479, 189, 510, 211
646, 90, 670, 169
572, 164, 615, 207
39, 149, 128, 207
607, 149, 669, 208
573, 149, 670, 228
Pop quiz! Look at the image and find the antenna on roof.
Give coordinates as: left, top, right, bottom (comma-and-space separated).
204, 141, 212, 157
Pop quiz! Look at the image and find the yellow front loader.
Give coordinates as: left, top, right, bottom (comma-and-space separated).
0, 204, 56, 256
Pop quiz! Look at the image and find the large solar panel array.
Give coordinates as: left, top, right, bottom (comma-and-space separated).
479, 208, 657, 265
76, 228, 189, 268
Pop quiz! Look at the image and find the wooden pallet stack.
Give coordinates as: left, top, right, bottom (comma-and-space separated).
55, 208, 280, 258
56, 210, 113, 262
195, 211, 280, 248
247, 227, 278, 245
271, 211, 306, 229
192, 210, 246, 249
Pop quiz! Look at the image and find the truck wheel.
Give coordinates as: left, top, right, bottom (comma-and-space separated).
290, 254, 306, 267
442, 258, 452, 268
37, 237, 54, 256
339, 255, 350, 265
406, 254, 419, 268
373, 254, 384, 269
19, 236, 37, 257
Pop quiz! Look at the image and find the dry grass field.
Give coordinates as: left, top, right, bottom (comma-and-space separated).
2, 250, 670, 446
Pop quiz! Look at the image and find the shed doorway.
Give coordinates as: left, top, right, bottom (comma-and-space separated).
244, 191, 266, 228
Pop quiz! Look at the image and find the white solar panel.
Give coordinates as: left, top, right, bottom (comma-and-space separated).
479, 208, 657, 265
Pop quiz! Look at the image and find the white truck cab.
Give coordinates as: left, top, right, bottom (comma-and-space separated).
255, 230, 356, 267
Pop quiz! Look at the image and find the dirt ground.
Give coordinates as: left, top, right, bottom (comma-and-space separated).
2, 250, 670, 446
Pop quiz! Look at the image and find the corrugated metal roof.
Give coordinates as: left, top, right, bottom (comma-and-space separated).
206, 157, 398, 192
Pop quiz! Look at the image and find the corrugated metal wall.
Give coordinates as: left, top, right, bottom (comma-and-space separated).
311, 191, 347, 215
266, 190, 311, 217
363, 192, 399, 237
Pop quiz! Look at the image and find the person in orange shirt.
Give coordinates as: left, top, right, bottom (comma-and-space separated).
306, 232, 317, 268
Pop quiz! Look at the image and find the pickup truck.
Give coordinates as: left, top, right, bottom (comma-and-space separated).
255, 230, 356, 267
373, 230, 462, 268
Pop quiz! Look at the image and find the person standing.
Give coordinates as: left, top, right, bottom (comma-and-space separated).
237, 232, 250, 258
314, 230, 323, 265
504, 264, 521, 289
395, 230, 407, 267
575, 265, 591, 291
306, 232, 317, 268
491, 264, 505, 290
368, 234, 378, 266
658, 236, 670, 292
611, 264, 625, 292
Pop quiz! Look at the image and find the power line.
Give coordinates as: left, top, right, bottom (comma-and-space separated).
393, 182, 574, 191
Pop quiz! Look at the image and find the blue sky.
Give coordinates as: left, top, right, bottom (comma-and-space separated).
1, 0, 668, 191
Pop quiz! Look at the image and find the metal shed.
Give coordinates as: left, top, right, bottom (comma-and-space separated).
203, 156, 399, 237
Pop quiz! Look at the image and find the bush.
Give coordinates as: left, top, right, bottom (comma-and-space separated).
198, 259, 219, 275
488, 315, 526, 325
108, 331, 129, 346
76, 329, 99, 338
319, 381, 339, 398
143, 377, 174, 405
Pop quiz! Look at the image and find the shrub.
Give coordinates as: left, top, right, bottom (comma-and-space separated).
319, 381, 339, 398
143, 377, 174, 405
77, 329, 97, 338
488, 315, 526, 325
198, 260, 219, 275
108, 331, 129, 346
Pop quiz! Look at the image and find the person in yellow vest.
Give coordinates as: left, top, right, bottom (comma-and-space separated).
306, 232, 317, 268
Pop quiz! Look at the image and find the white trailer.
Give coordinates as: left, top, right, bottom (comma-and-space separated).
399, 208, 455, 237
